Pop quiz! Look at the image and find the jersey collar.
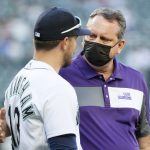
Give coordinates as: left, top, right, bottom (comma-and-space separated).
24, 59, 56, 72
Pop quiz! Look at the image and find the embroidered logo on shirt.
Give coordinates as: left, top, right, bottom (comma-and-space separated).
118, 92, 132, 100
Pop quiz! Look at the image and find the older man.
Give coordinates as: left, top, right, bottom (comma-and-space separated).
60, 8, 150, 150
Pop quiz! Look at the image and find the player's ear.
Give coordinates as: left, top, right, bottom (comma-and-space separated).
60, 37, 69, 51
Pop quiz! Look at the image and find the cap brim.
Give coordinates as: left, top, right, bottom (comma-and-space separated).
76, 28, 91, 36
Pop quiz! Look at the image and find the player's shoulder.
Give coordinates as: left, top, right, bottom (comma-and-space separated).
54, 73, 75, 93
26, 64, 74, 93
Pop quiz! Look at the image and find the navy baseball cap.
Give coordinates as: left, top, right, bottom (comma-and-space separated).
34, 7, 91, 41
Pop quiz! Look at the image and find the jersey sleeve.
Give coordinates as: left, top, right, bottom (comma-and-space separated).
43, 82, 78, 139
48, 134, 77, 150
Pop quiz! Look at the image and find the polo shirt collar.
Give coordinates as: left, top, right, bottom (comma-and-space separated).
112, 59, 122, 80
74, 53, 123, 80
74, 54, 98, 79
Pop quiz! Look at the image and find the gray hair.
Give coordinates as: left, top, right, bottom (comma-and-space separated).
89, 8, 126, 39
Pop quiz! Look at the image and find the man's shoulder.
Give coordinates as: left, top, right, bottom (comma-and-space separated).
59, 58, 80, 76
60, 65, 76, 75
118, 62, 144, 79
59, 56, 87, 86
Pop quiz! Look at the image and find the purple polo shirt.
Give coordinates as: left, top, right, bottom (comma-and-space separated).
59, 54, 150, 150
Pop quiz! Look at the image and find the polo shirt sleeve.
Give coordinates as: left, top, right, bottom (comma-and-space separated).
141, 74, 150, 124
43, 82, 78, 139
136, 97, 150, 138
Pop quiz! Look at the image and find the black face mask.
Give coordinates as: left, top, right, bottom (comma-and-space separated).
83, 41, 114, 66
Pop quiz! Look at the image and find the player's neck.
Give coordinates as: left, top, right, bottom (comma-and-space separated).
33, 49, 64, 73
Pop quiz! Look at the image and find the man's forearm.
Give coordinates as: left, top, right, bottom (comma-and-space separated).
0, 108, 10, 143
138, 135, 150, 150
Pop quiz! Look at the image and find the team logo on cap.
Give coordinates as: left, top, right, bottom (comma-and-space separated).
35, 32, 40, 37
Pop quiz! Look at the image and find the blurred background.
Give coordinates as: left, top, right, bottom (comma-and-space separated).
0, 0, 150, 149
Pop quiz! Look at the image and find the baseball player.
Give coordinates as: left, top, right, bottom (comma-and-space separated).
1, 7, 91, 150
